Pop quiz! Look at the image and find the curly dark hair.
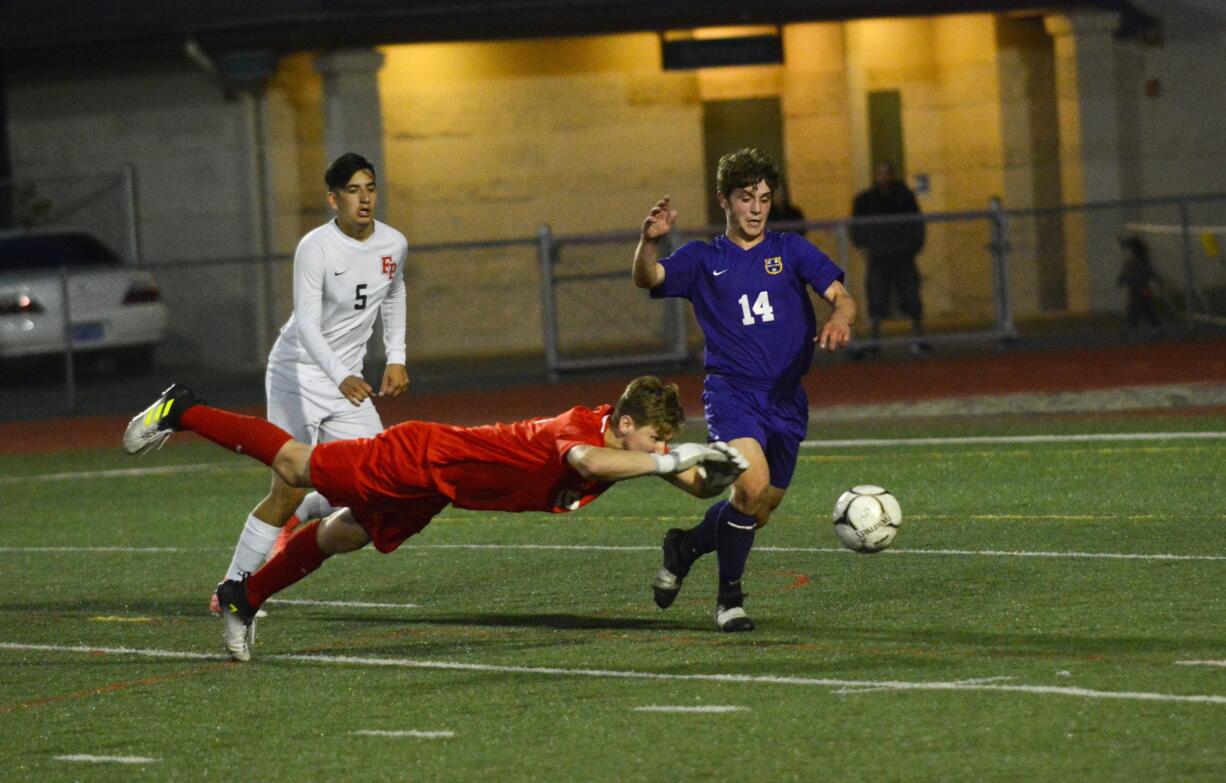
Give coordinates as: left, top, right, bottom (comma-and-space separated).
716, 147, 780, 197
613, 376, 685, 440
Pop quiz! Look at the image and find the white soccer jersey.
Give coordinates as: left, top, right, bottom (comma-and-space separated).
267, 218, 408, 388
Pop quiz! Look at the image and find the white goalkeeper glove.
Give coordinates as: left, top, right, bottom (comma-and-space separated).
698, 441, 750, 492
651, 442, 719, 474
650, 441, 749, 481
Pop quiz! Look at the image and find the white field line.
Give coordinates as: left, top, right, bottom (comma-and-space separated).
802, 431, 1226, 449
0, 543, 1221, 562
835, 675, 1015, 695
634, 705, 747, 713
2, 642, 1223, 707
1176, 660, 1226, 668
0, 546, 189, 553
54, 754, 159, 764
0, 462, 246, 485
351, 729, 454, 738
267, 598, 420, 610
417, 544, 1226, 562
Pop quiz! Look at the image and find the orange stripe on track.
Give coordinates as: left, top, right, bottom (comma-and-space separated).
0, 662, 229, 714
3, 337, 1224, 455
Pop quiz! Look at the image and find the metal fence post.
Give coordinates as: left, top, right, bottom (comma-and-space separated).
1178, 202, 1196, 329
988, 197, 1014, 337
835, 221, 851, 273
537, 224, 560, 381
122, 163, 141, 266
59, 265, 75, 410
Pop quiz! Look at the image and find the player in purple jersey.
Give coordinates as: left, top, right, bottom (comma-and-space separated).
633, 147, 856, 631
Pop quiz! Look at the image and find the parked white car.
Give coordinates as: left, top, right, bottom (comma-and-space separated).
0, 230, 167, 369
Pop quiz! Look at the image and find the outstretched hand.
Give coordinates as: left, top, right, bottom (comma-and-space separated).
699, 441, 750, 492
652, 441, 749, 495
641, 196, 677, 241
654, 442, 717, 474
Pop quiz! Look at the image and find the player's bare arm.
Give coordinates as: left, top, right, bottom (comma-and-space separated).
379, 363, 410, 397
568, 444, 660, 481
632, 196, 674, 289
339, 375, 374, 406
817, 280, 856, 352
567, 441, 746, 485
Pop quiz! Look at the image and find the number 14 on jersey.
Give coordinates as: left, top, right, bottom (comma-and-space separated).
738, 291, 775, 325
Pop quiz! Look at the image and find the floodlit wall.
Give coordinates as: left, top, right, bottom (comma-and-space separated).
5, 3, 1225, 367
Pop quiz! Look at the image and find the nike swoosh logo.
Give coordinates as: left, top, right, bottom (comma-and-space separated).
713, 269, 730, 277
333, 270, 347, 276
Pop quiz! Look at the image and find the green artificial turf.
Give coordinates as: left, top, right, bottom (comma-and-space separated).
1, 411, 1223, 781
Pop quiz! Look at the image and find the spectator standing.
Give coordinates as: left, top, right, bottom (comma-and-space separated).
1118, 236, 1162, 334
850, 161, 928, 356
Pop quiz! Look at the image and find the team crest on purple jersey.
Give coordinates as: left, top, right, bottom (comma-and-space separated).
764, 256, 783, 275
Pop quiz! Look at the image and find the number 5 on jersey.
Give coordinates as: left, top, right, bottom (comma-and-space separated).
738, 291, 774, 325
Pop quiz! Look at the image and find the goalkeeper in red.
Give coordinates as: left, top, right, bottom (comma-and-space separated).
123, 375, 748, 662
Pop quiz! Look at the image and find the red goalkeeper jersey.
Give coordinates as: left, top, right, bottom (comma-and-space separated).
310, 403, 616, 519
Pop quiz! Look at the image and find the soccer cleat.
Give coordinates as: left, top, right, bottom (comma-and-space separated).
122, 383, 200, 455
210, 588, 268, 618
652, 528, 692, 609
714, 604, 755, 632
216, 578, 257, 662
715, 589, 754, 632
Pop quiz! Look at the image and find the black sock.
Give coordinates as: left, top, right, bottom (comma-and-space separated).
715, 503, 757, 600
685, 500, 727, 564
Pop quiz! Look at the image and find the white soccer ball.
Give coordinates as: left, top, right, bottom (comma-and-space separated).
832, 485, 903, 553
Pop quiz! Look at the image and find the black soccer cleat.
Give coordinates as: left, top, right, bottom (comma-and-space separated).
216, 577, 257, 662
122, 383, 202, 455
652, 528, 693, 609
715, 589, 755, 632
216, 578, 256, 624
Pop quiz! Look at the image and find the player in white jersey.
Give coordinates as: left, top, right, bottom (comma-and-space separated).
211, 153, 409, 660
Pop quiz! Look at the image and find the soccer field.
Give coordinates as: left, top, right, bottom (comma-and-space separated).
2, 411, 1225, 781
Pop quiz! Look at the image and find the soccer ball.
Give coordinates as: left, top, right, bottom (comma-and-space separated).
832, 485, 902, 553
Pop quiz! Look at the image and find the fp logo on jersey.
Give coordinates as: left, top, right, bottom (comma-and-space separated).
764, 256, 783, 275
381, 255, 397, 280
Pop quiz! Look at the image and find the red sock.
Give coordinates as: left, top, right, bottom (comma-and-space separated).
246, 520, 329, 609
268, 515, 302, 560
179, 405, 292, 466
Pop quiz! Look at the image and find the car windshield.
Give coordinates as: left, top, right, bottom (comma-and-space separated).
0, 234, 123, 271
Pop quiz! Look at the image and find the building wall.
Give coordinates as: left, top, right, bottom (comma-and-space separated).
6, 59, 284, 368
1132, 3, 1226, 198
6, 6, 1224, 368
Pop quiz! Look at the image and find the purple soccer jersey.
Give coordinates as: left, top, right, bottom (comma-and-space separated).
651, 231, 844, 389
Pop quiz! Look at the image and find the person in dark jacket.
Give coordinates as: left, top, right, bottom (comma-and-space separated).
1117, 236, 1162, 333
850, 162, 928, 356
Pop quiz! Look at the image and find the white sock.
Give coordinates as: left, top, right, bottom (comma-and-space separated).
224, 515, 282, 581
293, 492, 336, 522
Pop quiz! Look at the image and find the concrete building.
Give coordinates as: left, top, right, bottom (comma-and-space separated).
3, 1, 1223, 367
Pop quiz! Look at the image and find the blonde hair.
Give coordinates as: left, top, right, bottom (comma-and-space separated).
613, 376, 685, 440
